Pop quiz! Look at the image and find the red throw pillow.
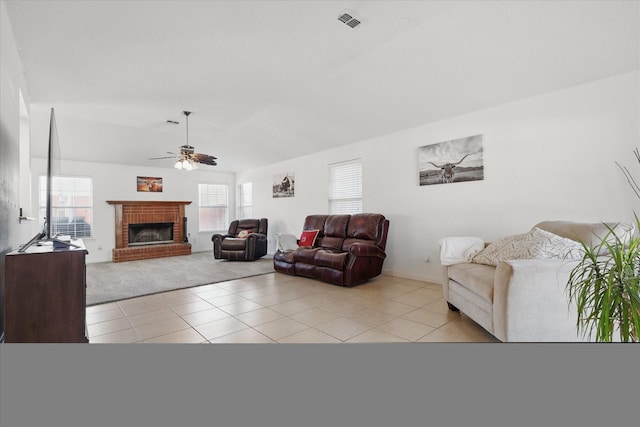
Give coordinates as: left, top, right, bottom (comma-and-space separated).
299, 230, 319, 247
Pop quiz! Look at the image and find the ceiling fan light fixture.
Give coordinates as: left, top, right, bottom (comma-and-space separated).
152, 110, 217, 169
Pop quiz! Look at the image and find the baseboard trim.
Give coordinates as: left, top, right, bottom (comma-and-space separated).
381, 268, 442, 285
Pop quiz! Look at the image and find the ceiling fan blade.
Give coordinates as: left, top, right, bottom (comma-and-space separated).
193, 153, 217, 166
152, 111, 220, 167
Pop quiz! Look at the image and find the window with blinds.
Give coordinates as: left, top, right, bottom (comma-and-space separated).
198, 183, 228, 232
329, 159, 363, 214
238, 182, 253, 219
39, 175, 93, 238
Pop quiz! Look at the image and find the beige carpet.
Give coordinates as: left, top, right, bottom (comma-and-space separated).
85, 251, 274, 306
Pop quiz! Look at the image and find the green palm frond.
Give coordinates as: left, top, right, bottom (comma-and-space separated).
567, 217, 640, 342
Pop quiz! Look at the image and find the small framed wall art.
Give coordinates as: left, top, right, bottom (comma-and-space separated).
137, 176, 163, 192
273, 172, 295, 198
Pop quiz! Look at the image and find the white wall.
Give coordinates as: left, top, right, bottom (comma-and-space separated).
1, 0, 33, 336
28, 152, 236, 263
1, 0, 33, 249
237, 71, 640, 282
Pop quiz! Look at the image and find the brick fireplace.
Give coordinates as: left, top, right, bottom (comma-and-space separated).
107, 200, 192, 262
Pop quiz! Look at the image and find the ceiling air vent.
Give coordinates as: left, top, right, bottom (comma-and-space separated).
338, 11, 362, 29
346, 18, 361, 28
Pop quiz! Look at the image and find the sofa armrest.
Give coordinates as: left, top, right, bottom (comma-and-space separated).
493, 259, 581, 342
348, 242, 386, 259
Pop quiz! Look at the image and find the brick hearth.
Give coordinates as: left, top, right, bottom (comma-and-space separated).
107, 200, 192, 262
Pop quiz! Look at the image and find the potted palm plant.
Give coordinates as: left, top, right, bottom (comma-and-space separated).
566, 218, 640, 342
566, 149, 640, 342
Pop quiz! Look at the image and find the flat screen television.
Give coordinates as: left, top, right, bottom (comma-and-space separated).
18, 108, 78, 252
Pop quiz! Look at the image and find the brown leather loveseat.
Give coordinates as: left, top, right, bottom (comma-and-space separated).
273, 213, 389, 286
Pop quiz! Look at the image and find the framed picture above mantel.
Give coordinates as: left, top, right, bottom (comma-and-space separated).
137, 176, 163, 192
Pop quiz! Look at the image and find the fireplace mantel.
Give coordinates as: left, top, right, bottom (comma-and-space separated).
107, 200, 192, 262
107, 200, 192, 206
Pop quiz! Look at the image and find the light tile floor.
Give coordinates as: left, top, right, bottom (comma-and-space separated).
86, 272, 499, 343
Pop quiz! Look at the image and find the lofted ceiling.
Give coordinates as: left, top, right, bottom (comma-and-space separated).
4, 0, 639, 173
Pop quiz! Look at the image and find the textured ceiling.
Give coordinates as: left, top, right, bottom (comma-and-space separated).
5, 0, 639, 172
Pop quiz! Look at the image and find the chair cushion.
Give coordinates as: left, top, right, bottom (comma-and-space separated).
346, 213, 385, 240
274, 250, 295, 264
293, 247, 321, 264
231, 218, 267, 236
448, 263, 495, 304
314, 249, 348, 270
303, 215, 329, 237
220, 238, 247, 251
236, 220, 259, 232
324, 215, 350, 238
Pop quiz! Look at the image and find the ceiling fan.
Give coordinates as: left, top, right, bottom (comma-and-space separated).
149, 111, 217, 170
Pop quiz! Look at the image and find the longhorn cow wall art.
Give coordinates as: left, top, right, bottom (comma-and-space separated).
136, 176, 163, 192
418, 135, 484, 186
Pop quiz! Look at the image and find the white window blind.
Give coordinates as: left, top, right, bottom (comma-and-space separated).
238, 182, 253, 219
39, 175, 93, 238
329, 159, 363, 214
198, 183, 228, 232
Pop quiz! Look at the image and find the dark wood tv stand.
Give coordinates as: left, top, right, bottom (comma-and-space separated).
4, 240, 88, 343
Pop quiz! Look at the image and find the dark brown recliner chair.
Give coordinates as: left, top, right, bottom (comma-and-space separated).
212, 218, 268, 261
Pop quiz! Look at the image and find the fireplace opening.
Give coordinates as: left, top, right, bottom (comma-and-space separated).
128, 222, 174, 246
